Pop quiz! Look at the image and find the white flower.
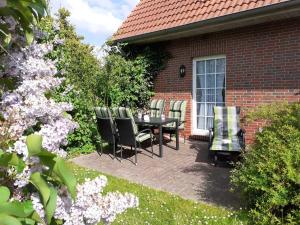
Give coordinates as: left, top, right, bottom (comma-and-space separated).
31, 193, 45, 220
1, 33, 138, 225
55, 176, 139, 225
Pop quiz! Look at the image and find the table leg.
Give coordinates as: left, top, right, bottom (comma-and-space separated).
159, 125, 163, 157
176, 120, 179, 150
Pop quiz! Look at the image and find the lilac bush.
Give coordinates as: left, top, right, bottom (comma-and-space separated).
0, 40, 138, 224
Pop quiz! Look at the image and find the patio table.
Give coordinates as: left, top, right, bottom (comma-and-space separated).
134, 117, 179, 157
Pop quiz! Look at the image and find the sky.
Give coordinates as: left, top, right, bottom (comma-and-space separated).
49, 0, 139, 47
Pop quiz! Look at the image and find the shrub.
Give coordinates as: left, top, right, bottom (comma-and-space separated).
231, 102, 300, 224
100, 53, 154, 108
38, 9, 169, 156
38, 10, 102, 155
54, 87, 98, 156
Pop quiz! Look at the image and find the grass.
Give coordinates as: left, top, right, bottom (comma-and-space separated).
70, 163, 249, 225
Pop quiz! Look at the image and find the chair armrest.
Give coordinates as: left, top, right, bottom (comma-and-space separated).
137, 129, 153, 135
178, 120, 185, 126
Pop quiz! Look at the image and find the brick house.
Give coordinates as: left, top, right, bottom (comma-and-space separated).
113, 0, 300, 143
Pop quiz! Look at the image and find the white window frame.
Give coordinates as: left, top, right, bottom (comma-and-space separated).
192, 55, 226, 136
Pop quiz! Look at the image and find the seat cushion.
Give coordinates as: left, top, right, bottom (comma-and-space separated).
166, 100, 187, 128
211, 136, 242, 152
214, 106, 240, 137
150, 99, 165, 118
113, 107, 138, 134
136, 132, 151, 143
95, 107, 111, 118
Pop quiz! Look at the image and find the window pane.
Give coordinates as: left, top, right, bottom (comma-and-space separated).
197, 103, 205, 116
206, 104, 214, 117
206, 60, 216, 73
196, 75, 205, 88
216, 58, 225, 73
206, 89, 215, 95
196, 61, 205, 74
216, 74, 225, 88
206, 117, 214, 130
206, 94, 215, 102
216, 89, 225, 102
206, 74, 215, 88
197, 116, 205, 129
216, 102, 225, 107
196, 89, 205, 102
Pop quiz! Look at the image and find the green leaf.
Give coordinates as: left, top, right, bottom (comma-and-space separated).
0, 153, 25, 173
0, 214, 22, 225
30, 172, 50, 206
53, 158, 77, 199
45, 187, 57, 224
0, 201, 34, 218
3, 33, 11, 45
30, 211, 44, 224
25, 30, 33, 45
0, 186, 10, 203
26, 134, 43, 157
19, 218, 36, 225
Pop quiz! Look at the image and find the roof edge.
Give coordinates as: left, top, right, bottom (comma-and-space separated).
114, 0, 300, 44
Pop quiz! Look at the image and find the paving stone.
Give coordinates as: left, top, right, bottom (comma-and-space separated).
72, 140, 241, 209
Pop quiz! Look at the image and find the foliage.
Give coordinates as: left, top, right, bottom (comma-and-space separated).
54, 87, 98, 155
0, 26, 138, 224
0, 186, 38, 225
100, 52, 153, 108
101, 42, 169, 109
72, 163, 249, 225
231, 102, 300, 225
39, 9, 101, 100
38, 9, 101, 155
0, 134, 76, 224
0, 0, 47, 45
37, 9, 170, 156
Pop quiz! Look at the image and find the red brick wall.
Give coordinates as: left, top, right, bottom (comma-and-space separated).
153, 17, 300, 143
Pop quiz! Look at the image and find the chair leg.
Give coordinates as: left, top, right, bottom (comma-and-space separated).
120, 145, 123, 162
151, 135, 154, 158
99, 141, 103, 156
113, 139, 116, 159
134, 143, 138, 166
214, 152, 218, 167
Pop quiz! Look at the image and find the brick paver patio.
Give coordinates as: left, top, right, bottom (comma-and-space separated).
72, 139, 241, 208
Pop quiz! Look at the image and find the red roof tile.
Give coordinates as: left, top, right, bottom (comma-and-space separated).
114, 0, 289, 41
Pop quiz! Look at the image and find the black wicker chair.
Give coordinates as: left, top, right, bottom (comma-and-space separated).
115, 117, 153, 165
94, 107, 117, 158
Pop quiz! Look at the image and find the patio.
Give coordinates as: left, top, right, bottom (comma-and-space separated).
72, 139, 241, 209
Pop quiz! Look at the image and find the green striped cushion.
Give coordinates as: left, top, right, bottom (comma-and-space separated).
94, 107, 111, 118
112, 107, 138, 134
165, 100, 187, 129
211, 106, 242, 151
150, 99, 165, 118
136, 132, 151, 142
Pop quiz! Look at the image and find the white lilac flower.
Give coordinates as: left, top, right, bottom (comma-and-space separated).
1, 37, 138, 225
7, 137, 28, 160
55, 176, 139, 225
31, 192, 45, 220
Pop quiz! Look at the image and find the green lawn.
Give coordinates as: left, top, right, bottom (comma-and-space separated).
70, 163, 249, 225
